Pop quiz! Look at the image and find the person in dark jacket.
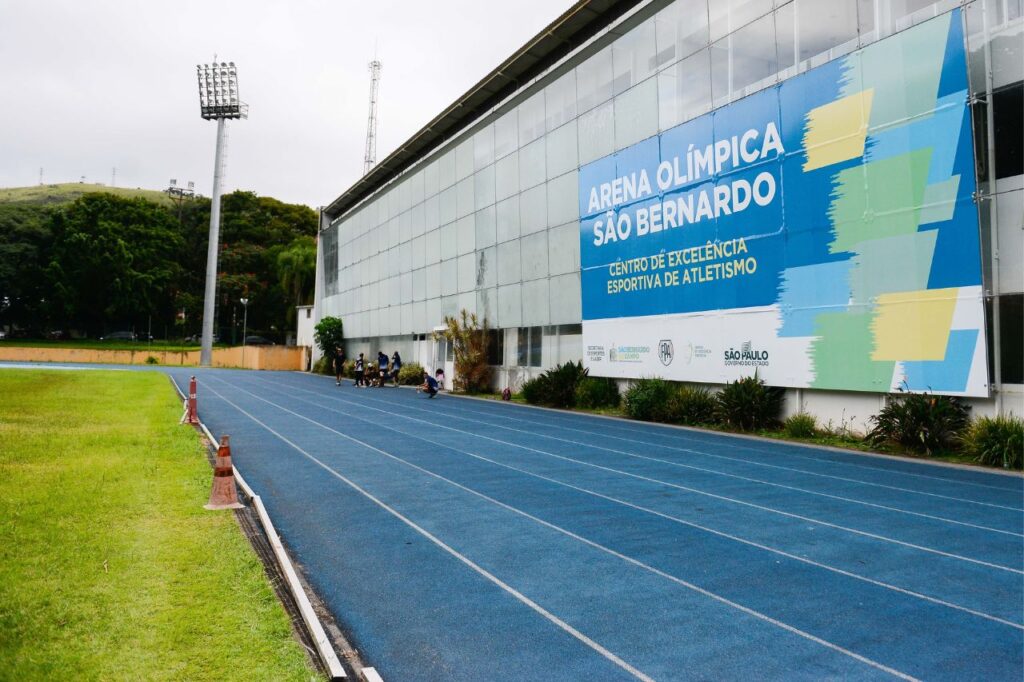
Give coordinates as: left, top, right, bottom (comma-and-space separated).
376, 350, 389, 387
420, 370, 438, 398
333, 346, 346, 386
390, 351, 402, 386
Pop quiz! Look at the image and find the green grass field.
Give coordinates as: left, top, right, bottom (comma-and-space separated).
0, 183, 174, 206
0, 370, 320, 680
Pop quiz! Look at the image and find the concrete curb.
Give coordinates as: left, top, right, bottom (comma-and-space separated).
169, 374, 352, 680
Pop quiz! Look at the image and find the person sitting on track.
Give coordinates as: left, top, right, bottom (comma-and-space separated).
419, 370, 439, 398
434, 367, 445, 391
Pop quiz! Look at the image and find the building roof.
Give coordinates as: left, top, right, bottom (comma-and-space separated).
323, 0, 644, 223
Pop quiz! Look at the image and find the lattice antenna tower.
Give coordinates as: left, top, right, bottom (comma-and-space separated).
363, 58, 382, 175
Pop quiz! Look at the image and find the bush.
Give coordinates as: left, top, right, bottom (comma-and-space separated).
574, 376, 620, 409
665, 385, 717, 425
398, 362, 426, 386
144, 355, 159, 365
623, 378, 674, 422
313, 316, 344, 357
521, 361, 588, 408
961, 415, 1023, 469
784, 412, 818, 438
312, 356, 333, 375
715, 374, 784, 431
868, 390, 970, 455
435, 310, 490, 393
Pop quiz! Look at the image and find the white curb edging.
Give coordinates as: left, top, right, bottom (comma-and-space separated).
169, 375, 349, 680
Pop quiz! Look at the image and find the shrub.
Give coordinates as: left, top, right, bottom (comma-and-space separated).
144, 355, 159, 365
961, 415, 1023, 469
312, 356, 333, 375
521, 361, 588, 408
784, 412, 818, 438
715, 374, 784, 431
665, 385, 717, 425
868, 389, 970, 455
623, 378, 674, 422
313, 316, 344, 357
574, 376, 620, 409
398, 362, 426, 386
434, 310, 490, 393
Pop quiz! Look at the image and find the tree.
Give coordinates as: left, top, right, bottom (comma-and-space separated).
276, 236, 316, 323
45, 194, 182, 337
313, 316, 344, 357
0, 203, 54, 334
434, 309, 491, 393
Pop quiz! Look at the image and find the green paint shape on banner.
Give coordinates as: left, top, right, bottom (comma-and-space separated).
810, 309, 895, 391
829, 148, 933, 254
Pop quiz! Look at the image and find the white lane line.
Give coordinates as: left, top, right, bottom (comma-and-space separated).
271, 376, 1022, 575
239, 374, 1023, 630
206, 376, 919, 681
408, 391, 1024, 514
393, 399, 1024, 532
198, 380, 654, 682
411, 382, 1024, 499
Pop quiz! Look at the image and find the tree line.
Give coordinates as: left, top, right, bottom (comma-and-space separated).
0, 190, 317, 342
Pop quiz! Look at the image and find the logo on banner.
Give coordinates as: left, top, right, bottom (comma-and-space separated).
724, 340, 769, 367
658, 340, 674, 366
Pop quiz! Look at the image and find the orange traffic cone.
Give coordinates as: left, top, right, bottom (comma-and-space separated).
205, 435, 244, 510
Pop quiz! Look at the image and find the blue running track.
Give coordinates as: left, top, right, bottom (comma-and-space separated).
163, 367, 1022, 681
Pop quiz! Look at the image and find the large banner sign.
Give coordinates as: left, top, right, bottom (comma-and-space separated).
579, 9, 989, 396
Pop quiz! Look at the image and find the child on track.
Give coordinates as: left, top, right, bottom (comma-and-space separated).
420, 370, 439, 398
354, 353, 365, 387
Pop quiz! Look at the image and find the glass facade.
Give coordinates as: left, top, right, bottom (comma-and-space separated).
321, 0, 1022, 388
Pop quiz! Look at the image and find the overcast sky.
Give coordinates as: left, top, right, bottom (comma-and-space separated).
0, 0, 575, 208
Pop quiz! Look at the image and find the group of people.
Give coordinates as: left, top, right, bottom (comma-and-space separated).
330, 347, 444, 397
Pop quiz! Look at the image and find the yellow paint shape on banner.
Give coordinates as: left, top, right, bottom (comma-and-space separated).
802, 89, 874, 171
871, 287, 958, 361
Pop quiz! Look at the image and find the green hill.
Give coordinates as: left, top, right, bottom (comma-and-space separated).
0, 183, 176, 207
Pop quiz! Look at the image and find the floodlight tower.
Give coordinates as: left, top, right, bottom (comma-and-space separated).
196, 61, 247, 366
363, 60, 381, 175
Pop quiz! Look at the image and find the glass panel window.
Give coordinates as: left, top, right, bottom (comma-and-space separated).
658, 48, 712, 131
517, 327, 529, 365
614, 77, 659, 149
487, 329, 504, 366
519, 137, 547, 190
787, 0, 860, 72
578, 100, 615, 165
576, 45, 614, 113
654, 0, 710, 68
529, 326, 543, 367
710, 12, 777, 108
495, 152, 519, 201
438, 150, 456, 190
993, 83, 1024, 180
475, 205, 497, 250
494, 109, 518, 159
519, 184, 547, 236
546, 120, 578, 179
423, 159, 440, 197
474, 124, 494, 171
545, 70, 577, 132
518, 91, 546, 146
439, 186, 456, 225
455, 139, 474, 181
612, 17, 658, 95
456, 176, 474, 219
709, 0, 773, 42
474, 164, 495, 210
495, 196, 520, 243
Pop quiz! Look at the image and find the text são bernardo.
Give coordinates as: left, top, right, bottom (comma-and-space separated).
587, 121, 784, 248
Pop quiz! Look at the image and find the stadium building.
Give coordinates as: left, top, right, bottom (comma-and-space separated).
315, 0, 1023, 424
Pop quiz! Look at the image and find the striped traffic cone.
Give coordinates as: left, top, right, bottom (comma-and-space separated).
204, 435, 244, 510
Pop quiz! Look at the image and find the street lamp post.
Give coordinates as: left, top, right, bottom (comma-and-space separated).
196, 61, 247, 367
240, 297, 249, 367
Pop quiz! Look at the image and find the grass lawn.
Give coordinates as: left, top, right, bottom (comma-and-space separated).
0, 370, 320, 680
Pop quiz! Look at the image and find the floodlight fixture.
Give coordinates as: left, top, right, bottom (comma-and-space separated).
196, 61, 247, 120
195, 59, 247, 366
